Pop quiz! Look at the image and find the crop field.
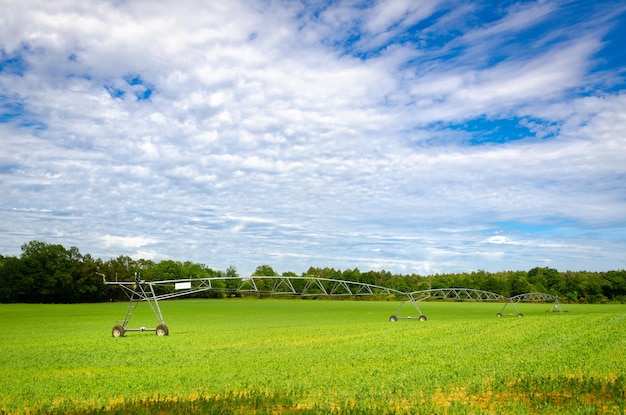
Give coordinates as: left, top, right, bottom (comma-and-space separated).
1, 298, 625, 414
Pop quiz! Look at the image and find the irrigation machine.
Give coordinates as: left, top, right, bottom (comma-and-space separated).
102, 274, 564, 337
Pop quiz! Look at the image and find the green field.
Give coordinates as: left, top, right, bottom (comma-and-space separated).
1, 299, 625, 414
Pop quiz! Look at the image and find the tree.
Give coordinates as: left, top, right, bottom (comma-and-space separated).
342, 268, 361, 283
101, 255, 140, 281
527, 267, 548, 292
528, 267, 564, 294
153, 259, 183, 281
480, 272, 509, 296
580, 276, 605, 303
253, 265, 278, 276
0, 255, 24, 302
2, 240, 626, 304
509, 271, 531, 296
217, 266, 239, 296
72, 252, 107, 302
19, 241, 76, 302
249, 265, 277, 293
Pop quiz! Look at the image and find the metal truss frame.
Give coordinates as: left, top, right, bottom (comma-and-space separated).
498, 292, 564, 317
103, 274, 565, 336
99, 274, 170, 337
390, 288, 508, 321
141, 275, 408, 299
103, 274, 409, 336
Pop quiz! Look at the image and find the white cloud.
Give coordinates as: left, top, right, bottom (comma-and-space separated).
485, 235, 512, 245
0, 0, 624, 275
404, 37, 601, 124
102, 235, 158, 250
461, 1, 557, 44
365, 0, 441, 41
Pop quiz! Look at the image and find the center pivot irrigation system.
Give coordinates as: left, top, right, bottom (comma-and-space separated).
102, 274, 563, 337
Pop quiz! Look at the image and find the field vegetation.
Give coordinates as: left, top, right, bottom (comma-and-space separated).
1, 299, 625, 414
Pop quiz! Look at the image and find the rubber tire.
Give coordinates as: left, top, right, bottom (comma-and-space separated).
156, 324, 169, 336
389, 315, 398, 322
112, 325, 125, 338
419, 315, 427, 321
497, 313, 503, 318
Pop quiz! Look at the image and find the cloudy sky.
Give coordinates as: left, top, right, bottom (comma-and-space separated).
1, 0, 625, 276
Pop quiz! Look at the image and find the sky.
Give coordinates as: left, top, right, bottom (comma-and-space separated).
1, 0, 625, 276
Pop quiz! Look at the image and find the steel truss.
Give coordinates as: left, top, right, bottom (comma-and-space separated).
498, 292, 564, 317
103, 275, 565, 336
99, 274, 170, 337
103, 275, 409, 336
390, 288, 508, 321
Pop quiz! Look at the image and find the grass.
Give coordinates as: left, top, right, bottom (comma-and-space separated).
0, 298, 625, 414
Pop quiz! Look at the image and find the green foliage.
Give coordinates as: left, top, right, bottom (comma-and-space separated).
253, 264, 278, 276
0, 241, 107, 303
0, 300, 625, 414
1, 240, 626, 304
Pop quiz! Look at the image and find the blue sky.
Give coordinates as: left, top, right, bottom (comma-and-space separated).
1, 0, 625, 276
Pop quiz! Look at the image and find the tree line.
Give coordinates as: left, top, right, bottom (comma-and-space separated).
1, 240, 625, 304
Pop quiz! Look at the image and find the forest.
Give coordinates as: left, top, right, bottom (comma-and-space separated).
1, 240, 625, 304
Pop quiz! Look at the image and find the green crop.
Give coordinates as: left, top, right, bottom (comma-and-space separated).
0, 299, 625, 414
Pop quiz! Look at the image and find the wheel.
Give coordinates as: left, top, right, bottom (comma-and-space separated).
156, 324, 169, 336
517, 313, 523, 318
497, 313, 503, 318
112, 325, 125, 338
389, 315, 398, 322
419, 315, 427, 321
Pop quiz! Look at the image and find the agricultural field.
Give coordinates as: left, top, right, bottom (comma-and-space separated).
0, 298, 625, 414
